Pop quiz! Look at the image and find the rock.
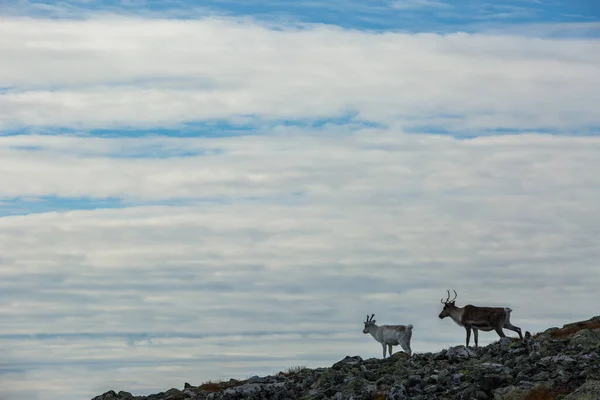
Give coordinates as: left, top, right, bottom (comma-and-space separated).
223, 383, 261, 395
163, 388, 184, 400
401, 374, 421, 388
451, 372, 464, 386
332, 355, 363, 369
529, 351, 542, 362
480, 363, 508, 374
447, 345, 478, 361
563, 379, 600, 399
571, 329, 600, 350
479, 374, 509, 392
493, 385, 529, 400
499, 337, 513, 348
387, 384, 407, 399
91, 391, 119, 400
433, 350, 447, 360
545, 354, 576, 365
247, 375, 271, 384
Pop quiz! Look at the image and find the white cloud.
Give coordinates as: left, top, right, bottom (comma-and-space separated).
1, 11, 600, 400
1, 131, 599, 201
0, 16, 599, 131
1, 131, 600, 399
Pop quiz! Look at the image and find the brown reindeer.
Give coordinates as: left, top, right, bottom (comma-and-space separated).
438, 290, 523, 347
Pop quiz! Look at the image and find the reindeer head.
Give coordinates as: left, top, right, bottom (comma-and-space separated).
363, 314, 376, 333
438, 289, 458, 319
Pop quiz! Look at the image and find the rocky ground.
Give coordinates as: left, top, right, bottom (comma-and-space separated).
92, 316, 600, 400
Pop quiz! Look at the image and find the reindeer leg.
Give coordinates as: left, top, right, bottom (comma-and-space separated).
382, 343, 387, 358
388, 344, 393, 357
494, 324, 506, 339
400, 339, 412, 357
473, 328, 479, 348
503, 322, 523, 340
465, 326, 471, 347
504, 315, 523, 340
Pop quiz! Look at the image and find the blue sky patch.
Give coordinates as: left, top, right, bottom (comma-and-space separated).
6, 0, 599, 35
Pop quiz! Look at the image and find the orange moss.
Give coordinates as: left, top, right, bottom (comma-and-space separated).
550, 320, 600, 339
372, 391, 387, 400
532, 317, 600, 340
523, 387, 570, 400
198, 382, 223, 393
199, 379, 246, 393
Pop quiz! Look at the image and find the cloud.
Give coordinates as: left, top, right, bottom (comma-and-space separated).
1, 130, 600, 399
1, 7, 600, 400
0, 16, 599, 132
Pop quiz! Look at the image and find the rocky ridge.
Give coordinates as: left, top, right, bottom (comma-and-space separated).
92, 316, 600, 400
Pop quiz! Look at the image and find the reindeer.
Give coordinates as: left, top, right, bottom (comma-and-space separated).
362, 314, 413, 358
438, 290, 523, 348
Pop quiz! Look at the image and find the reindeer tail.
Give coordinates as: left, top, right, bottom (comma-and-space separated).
407, 324, 413, 331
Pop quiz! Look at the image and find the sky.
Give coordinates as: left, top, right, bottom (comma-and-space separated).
0, 0, 599, 399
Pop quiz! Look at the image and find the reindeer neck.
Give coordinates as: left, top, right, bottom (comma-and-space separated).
367, 324, 381, 338
448, 305, 466, 326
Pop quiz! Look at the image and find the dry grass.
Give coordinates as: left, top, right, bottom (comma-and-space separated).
279, 365, 307, 377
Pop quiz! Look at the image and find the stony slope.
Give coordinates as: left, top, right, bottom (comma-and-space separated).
92, 316, 600, 400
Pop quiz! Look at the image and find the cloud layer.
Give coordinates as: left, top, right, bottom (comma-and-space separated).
1, 16, 599, 132
2, 131, 600, 400
1, 8, 600, 400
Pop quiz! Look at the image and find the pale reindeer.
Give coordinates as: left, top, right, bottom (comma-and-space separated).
362, 314, 413, 358
438, 290, 523, 348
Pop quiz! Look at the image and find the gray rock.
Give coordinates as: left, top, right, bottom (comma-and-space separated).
332, 355, 362, 369
479, 374, 509, 392
480, 363, 509, 374
447, 345, 478, 361
387, 384, 407, 399
493, 385, 528, 400
564, 379, 600, 399
570, 329, 600, 350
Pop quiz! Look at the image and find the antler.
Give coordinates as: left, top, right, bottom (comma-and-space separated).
366, 313, 375, 322
441, 289, 450, 304
441, 289, 458, 304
